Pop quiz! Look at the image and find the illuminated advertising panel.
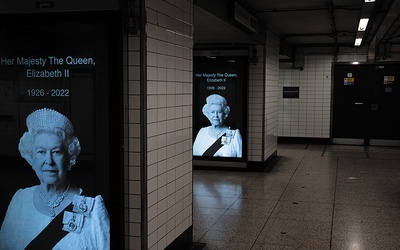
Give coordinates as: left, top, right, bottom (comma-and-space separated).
0, 12, 121, 249
193, 55, 247, 161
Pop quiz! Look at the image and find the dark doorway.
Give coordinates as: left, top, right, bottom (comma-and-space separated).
369, 64, 400, 146
332, 64, 371, 145
332, 63, 400, 146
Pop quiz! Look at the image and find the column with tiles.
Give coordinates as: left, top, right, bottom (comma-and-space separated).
125, 0, 194, 249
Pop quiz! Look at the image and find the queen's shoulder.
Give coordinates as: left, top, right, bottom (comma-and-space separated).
196, 126, 211, 134
73, 194, 104, 201
94, 194, 105, 203
229, 128, 241, 134
13, 185, 37, 196
73, 194, 106, 208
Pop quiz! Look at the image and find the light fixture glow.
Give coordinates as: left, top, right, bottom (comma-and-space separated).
358, 18, 369, 31
355, 38, 362, 46
365, 0, 375, 2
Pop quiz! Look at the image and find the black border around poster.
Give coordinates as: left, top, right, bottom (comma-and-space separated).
0, 11, 123, 248
193, 54, 248, 162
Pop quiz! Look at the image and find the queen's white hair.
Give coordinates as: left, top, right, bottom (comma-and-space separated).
202, 94, 230, 119
19, 108, 80, 169
18, 126, 81, 169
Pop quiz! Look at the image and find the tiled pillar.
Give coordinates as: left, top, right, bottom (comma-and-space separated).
124, 0, 194, 249
248, 29, 279, 164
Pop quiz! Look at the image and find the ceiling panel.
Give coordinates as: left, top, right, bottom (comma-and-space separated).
194, 0, 400, 59
249, 0, 329, 10
260, 11, 333, 34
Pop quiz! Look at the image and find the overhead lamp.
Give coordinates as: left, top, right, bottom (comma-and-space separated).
355, 38, 362, 46
354, 0, 375, 47
358, 18, 369, 31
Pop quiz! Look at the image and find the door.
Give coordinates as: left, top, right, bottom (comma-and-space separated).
332, 64, 371, 145
370, 64, 400, 146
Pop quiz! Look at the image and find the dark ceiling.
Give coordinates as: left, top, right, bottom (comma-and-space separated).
194, 0, 400, 60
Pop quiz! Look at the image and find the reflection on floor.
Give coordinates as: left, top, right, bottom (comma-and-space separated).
193, 144, 400, 249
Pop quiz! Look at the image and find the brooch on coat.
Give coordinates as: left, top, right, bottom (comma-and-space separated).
62, 196, 95, 233
221, 130, 236, 145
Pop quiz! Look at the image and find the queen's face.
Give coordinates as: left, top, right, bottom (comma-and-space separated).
31, 132, 69, 186
207, 104, 225, 126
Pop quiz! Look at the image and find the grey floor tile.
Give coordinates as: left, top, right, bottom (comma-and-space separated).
331, 238, 399, 250
339, 157, 400, 173
193, 195, 238, 209
228, 198, 276, 213
210, 214, 267, 233
298, 155, 338, 170
280, 184, 335, 203
270, 201, 333, 222
334, 204, 400, 227
245, 175, 291, 190
367, 146, 400, 160
332, 205, 400, 249
335, 175, 400, 206
290, 168, 337, 185
255, 218, 332, 249
200, 240, 253, 250
251, 243, 302, 250
266, 162, 300, 175
323, 145, 368, 158
193, 143, 400, 250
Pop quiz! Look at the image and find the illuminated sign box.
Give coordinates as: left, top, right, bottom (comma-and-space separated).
193, 52, 247, 164
0, 11, 121, 248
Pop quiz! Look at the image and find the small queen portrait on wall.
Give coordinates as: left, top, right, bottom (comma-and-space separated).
0, 108, 110, 249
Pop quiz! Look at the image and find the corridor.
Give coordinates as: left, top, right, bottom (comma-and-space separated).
193, 144, 400, 249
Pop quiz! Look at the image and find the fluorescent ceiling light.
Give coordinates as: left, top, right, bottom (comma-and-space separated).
355, 38, 362, 46
365, 0, 375, 2
358, 18, 369, 31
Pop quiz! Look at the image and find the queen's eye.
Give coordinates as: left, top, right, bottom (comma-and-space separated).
36, 149, 46, 154
52, 149, 62, 155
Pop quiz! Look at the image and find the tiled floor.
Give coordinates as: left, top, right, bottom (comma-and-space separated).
193, 144, 400, 249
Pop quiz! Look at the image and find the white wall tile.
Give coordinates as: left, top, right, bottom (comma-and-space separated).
278, 54, 333, 138
125, 3, 193, 249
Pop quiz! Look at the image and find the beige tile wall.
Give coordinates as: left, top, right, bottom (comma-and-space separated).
248, 30, 279, 162
264, 30, 279, 161
125, 0, 194, 249
278, 55, 333, 138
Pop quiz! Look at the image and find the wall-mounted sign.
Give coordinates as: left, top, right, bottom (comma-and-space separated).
385, 86, 393, 93
232, 2, 258, 34
283, 87, 299, 98
384, 76, 395, 85
193, 55, 247, 160
344, 77, 355, 86
0, 12, 121, 249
